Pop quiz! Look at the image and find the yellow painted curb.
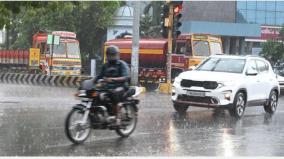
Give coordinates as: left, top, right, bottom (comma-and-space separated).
159, 83, 172, 94
131, 86, 146, 94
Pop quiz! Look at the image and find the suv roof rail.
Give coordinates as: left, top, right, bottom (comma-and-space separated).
245, 55, 265, 59
245, 55, 259, 57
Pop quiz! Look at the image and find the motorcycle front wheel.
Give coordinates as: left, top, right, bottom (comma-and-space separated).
65, 108, 91, 144
115, 105, 138, 137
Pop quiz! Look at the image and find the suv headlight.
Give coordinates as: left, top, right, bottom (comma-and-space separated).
218, 81, 235, 88
174, 76, 182, 85
222, 90, 232, 101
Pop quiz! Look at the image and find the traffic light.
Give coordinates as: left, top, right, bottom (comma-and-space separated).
160, 3, 170, 38
172, 1, 183, 38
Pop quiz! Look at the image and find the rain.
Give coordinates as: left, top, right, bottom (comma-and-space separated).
0, 83, 284, 156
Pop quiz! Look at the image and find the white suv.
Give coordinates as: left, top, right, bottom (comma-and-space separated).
172, 55, 280, 118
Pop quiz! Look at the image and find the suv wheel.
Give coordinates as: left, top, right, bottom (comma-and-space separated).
173, 103, 189, 114
229, 92, 246, 118
264, 90, 278, 114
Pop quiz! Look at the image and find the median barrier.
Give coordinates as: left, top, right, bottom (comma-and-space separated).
0, 73, 146, 94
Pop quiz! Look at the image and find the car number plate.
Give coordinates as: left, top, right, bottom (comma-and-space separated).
187, 91, 205, 97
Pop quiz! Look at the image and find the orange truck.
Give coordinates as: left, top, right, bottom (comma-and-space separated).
104, 34, 222, 90
0, 31, 82, 76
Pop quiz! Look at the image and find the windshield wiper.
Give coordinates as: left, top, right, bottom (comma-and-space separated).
210, 59, 221, 71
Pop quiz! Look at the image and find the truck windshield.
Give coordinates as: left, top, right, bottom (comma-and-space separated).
67, 43, 80, 56
210, 42, 222, 54
193, 40, 210, 56
53, 43, 65, 55
196, 57, 246, 73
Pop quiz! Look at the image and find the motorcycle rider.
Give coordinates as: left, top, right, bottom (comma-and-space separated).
95, 45, 130, 126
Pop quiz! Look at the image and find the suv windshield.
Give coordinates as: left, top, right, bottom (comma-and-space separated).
210, 42, 222, 54
196, 57, 246, 73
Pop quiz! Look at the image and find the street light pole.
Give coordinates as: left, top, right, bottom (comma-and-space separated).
131, 1, 140, 86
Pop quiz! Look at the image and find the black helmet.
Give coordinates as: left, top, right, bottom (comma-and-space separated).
106, 45, 120, 63
106, 45, 120, 56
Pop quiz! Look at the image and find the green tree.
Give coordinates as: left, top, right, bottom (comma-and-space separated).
260, 25, 284, 66
140, 1, 164, 38
0, 1, 120, 72
279, 25, 284, 42
143, 1, 163, 26
260, 40, 284, 66
0, 1, 48, 48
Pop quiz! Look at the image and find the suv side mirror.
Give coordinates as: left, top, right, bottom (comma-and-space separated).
246, 69, 258, 76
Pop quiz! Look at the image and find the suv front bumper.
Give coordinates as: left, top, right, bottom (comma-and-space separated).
173, 98, 233, 108
172, 85, 234, 109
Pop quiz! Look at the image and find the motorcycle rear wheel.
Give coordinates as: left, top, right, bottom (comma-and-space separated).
65, 108, 91, 144
115, 105, 137, 137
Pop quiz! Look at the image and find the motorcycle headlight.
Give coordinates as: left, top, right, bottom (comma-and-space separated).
77, 90, 87, 97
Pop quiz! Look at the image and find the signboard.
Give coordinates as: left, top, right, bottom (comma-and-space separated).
47, 35, 53, 44
260, 26, 281, 40
252, 48, 262, 55
52, 31, 76, 38
53, 35, 60, 45
0, 31, 4, 44
246, 26, 283, 42
29, 48, 40, 67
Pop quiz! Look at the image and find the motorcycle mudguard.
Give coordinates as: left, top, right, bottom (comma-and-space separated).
127, 101, 139, 112
73, 104, 86, 112
132, 104, 139, 112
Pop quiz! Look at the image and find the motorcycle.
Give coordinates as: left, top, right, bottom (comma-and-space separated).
64, 79, 142, 144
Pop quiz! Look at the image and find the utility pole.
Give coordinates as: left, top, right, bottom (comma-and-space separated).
131, 1, 140, 86
166, 4, 174, 87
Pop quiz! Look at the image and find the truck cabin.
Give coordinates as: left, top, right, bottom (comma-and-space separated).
174, 34, 223, 57
33, 31, 80, 59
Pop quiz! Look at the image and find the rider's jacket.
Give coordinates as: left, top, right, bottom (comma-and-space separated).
95, 60, 130, 89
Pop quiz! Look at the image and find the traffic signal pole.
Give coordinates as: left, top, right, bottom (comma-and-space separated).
160, 1, 183, 93
160, 3, 173, 94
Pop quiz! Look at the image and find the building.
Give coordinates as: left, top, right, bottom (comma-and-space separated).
109, 1, 284, 55
180, 1, 260, 55
107, 6, 134, 41
181, 1, 284, 55
107, 2, 149, 41
237, 1, 284, 55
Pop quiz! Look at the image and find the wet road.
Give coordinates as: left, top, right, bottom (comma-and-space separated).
0, 84, 284, 156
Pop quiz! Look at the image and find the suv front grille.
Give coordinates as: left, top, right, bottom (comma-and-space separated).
181, 79, 218, 89
177, 95, 219, 104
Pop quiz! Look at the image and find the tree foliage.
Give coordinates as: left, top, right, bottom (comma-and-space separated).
260, 26, 284, 66
260, 40, 284, 66
140, 1, 164, 38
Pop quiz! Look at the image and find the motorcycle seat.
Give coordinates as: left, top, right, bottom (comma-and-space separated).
80, 79, 95, 90
123, 88, 136, 98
